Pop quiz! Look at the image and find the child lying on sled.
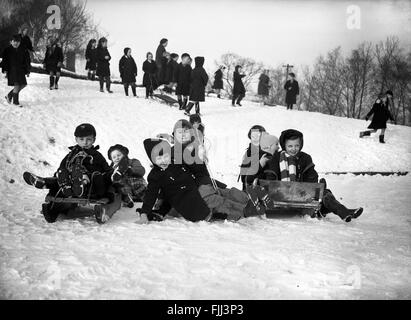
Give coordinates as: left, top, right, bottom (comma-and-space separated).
23, 123, 113, 222
249, 129, 364, 222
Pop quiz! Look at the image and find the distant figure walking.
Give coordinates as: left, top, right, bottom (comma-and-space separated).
185, 57, 208, 116
284, 72, 299, 110
19, 26, 34, 54
85, 39, 97, 80
43, 37, 64, 90
212, 65, 225, 98
142, 52, 158, 99
232, 65, 246, 107
258, 70, 270, 104
155, 38, 168, 83
119, 47, 138, 97
96, 37, 113, 93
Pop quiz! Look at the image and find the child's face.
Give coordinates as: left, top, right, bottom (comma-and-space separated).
11, 40, 20, 48
250, 131, 262, 146
173, 56, 179, 62
127, 49, 132, 56
285, 138, 301, 156
111, 150, 124, 165
75, 135, 95, 149
155, 153, 171, 170
174, 128, 192, 145
182, 57, 189, 65
261, 141, 279, 155
102, 41, 107, 48
147, 53, 153, 61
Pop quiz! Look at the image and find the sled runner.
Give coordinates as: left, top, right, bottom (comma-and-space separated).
153, 93, 179, 106
258, 180, 324, 218
42, 192, 122, 224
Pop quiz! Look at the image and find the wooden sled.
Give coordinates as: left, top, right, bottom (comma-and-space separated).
153, 93, 179, 107
43, 192, 122, 224
258, 180, 324, 218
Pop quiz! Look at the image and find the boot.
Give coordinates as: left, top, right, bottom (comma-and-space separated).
5, 90, 13, 104
178, 97, 183, 109
185, 102, 194, 115
49, 76, 55, 90
379, 135, 385, 143
99, 79, 104, 92
55, 76, 59, 89
322, 191, 362, 222
243, 200, 265, 218
195, 102, 200, 115
106, 81, 113, 93
124, 85, 129, 96
359, 131, 371, 138
131, 85, 137, 97
183, 97, 188, 109
12, 93, 21, 107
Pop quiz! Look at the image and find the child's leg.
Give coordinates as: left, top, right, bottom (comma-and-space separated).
236, 94, 245, 105
89, 172, 109, 199
219, 187, 249, 204
55, 71, 60, 88
183, 96, 189, 108
195, 102, 200, 114
128, 177, 147, 202
232, 94, 237, 105
91, 71, 96, 80
321, 189, 363, 222
49, 72, 55, 88
106, 77, 112, 92
99, 77, 105, 91
131, 83, 137, 97
177, 95, 183, 108
124, 83, 129, 96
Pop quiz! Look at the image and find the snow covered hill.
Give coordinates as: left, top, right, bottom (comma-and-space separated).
1, 73, 411, 299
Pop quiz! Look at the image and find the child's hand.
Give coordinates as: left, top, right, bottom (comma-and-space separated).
259, 154, 270, 167
135, 213, 149, 224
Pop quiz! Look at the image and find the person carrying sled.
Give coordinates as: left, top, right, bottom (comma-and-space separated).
360, 91, 395, 143
185, 56, 208, 116
23, 124, 114, 223
43, 37, 64, 90
253, 129, 364, 222
85, 39, 97, 80
232, 65, 246, 107
119, 47, 138, 97
142, 52, 158, 99
108, 144, 147, 208
212, 65, 225, 98
284, 72, 299, 110
96, 37, 113, 93
2, 34, 31, 107
175, 53, 192, 110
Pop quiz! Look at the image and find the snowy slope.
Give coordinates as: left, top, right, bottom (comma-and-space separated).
1, 73, 411, 299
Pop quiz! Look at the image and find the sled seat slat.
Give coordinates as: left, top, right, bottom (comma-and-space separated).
45, 195, 110, 206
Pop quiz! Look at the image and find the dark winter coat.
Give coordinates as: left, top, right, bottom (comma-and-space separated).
155, 44, 165, 68
85, 47, 97, 70
119, 55, 137, 83
20, 35, 34, 52
96, 47, 111, 77
258, 73, 270, 96
43, 45, 64, 73
284, 80, 299, 104
239, 144, 268, 189
1, 44, 31, 86
142, 60, 158, 89
366, 99, 394, 129
212, 69, 224, 89
165, 59, 178, 84
189, 57, 209, 102
175, 63, 192, 96
233, 71, 246, 95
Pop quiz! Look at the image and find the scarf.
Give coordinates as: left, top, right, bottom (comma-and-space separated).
279, 151, 297, 182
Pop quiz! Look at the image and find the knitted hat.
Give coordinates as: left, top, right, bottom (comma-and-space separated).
279, 129, 304, 151
260, 133, 279, 153
194, 56, 205, 68
247, 125, 266, 139
107, 144, 129, 160
74, 123, 96, 138
143, 138, 172, 165
385, 90, 393, 97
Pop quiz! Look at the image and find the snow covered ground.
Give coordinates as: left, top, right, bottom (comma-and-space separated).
1, 73, 411, 299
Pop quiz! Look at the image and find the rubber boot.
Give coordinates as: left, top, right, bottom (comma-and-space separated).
359, 131, 371, 138
243, 200, 265, 218
322, 191, 361, 222
124, 84, 129, 96
49, 76, 55, 90
185, 102, 194, 115
12, 93, 21, 107
379, 135, 385, 144
5, 90, 13, 103
131, 85, 137, 97
106, 80, 113, 93
55, 76, 59, 89
99, 79, 104, 92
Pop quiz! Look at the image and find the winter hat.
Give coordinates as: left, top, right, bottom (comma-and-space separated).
289, 72, 296, 78
181, 53, 190, 59
189, 114, 202, 125
124, 47, 131, 55
385, 90, 393, 97
235, 65, 242, 72
98, 37, 107, 47
74, 123, 96, 138
12, 34, 22, 42
260, 133, 279, 153
279, 129, 304, 151
170, 53, 179, 59
247, 125, 266, 139
194, 56, 205, 68
107, 144, 129, 161
143, 138, 172, 165
160, 38, 168, 45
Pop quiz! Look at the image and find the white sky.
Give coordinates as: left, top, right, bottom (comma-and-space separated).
85, 0, 411, 79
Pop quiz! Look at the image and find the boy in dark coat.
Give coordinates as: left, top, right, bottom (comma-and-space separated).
259, 129, 364, 222
142, 52, 158, 98
212, 65, 225, 98
284, 72, 299, 110
138, 138, 212, 224
108, 144, 147, 208
175, 53, 192, 109
119, 47, 138, 97
43, 38, 64, 90
96, 37, 113, 93
232, 65, 246, 106
258, 70, 270, 104
23, 124, 114, 223
155, 38, 168, 81
85, 39, 97, 80
2, 34, 31, 107
360, 91, 395, 143
185, 56, 209, 116
164, 53, 179, 93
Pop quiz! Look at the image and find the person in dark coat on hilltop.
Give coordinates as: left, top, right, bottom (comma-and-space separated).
85, 39, 97, 80
360, 91, 395, 143
43, 37, 64, 90
284, 72, 299, 110
142, 52, 158, 99
175, 53, 192, 110
260, 129, 364, 222
159, 51, 170, 87
19, 27, 34, 54
232, 65, 246, 107
212, 65, 225, 98
119, 47, 138, 97
185, 56, 209, 116
2, 34, 31, 107
96, 37, 113, 93
155, 38, 168, 82
258, 70, 271, 104
164, 52, 179, 93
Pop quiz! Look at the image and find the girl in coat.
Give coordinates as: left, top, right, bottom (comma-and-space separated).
185, 56, 209, 116
142, 52, 158, 99
96, 37, 113, 93
119, 47, 138, 97
85, 39, 97, 80
360, 91, 395, 143
155, 38, 168, 81
258, 70, 271, 104
175, 53, 192, 110
232, 65, 246, 107
2, 34, 31, 107
43, 37, 64, 90
284, 72, 299, 110
212, 65, 225, 98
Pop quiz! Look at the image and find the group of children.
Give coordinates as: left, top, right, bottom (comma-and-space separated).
24, 114, 364, 224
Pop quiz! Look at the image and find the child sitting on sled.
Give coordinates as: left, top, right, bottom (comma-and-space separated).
23, 123, 113, 222
107, 144, 147, 208
252, 129, 364, 222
